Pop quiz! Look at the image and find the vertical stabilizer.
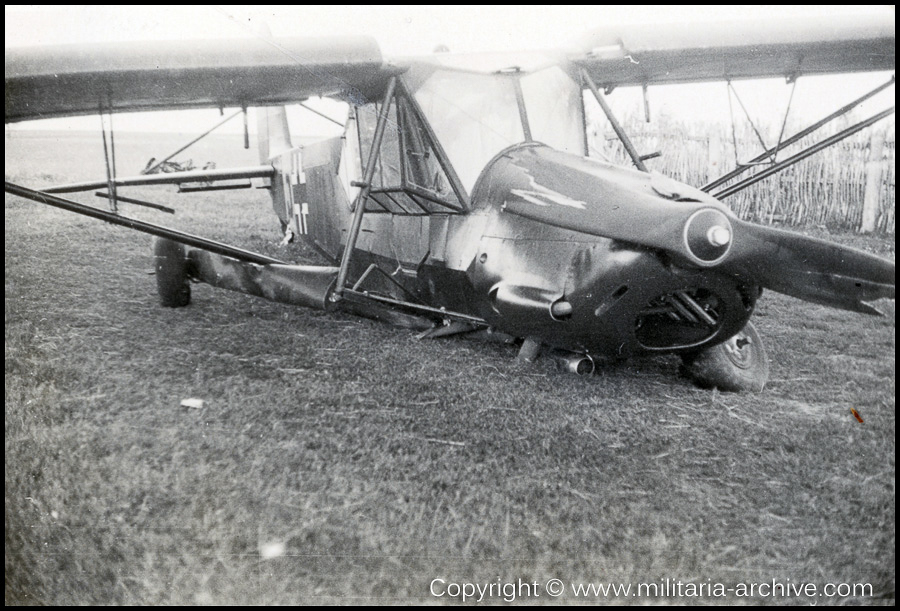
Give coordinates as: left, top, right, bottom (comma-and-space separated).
257, 105, 293, 163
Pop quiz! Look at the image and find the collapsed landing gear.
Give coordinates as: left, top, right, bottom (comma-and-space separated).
681, 321, 769, 392
153, 238, 191, 307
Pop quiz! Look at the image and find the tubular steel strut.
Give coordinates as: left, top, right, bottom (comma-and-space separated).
703, 75, 895, 192
713, 106, 895, 199
5, 181, 282, 266
582, 69, 648, 172
333, 77, 397, 300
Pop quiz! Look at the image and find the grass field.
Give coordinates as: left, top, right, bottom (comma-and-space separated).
5, 131, 895, 604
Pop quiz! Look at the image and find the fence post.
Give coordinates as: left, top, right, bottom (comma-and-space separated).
860, 130, 885, 233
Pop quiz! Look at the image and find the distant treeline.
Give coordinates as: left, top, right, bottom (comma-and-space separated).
590, 115, 896, 234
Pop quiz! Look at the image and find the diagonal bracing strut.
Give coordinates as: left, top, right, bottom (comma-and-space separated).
703, 75, 895, 192
332, 77, 398, 300
5, 181, 282, 266
713, 106, 895, 199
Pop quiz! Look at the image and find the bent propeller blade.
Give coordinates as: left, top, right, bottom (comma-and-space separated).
489, 144, 894, 315
722, 220, 895, 314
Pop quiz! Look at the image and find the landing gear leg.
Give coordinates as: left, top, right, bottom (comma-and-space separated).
681, 321, 769, 392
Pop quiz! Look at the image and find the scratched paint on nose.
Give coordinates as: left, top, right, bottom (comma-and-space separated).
509, 172, 587, 210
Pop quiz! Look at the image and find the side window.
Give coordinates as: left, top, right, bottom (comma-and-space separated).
356, 102, 402, 190
354, 93, 465, 214
519, 67, 586, 156
398, 97, 453, 204
414, 70, 524, 193
337, 109, 362, 207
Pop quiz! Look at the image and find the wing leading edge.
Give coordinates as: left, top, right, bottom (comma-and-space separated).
573, 13, 894, 89
5, 35, 402, 123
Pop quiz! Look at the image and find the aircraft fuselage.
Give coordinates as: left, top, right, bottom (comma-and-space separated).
273, 135, 757, 359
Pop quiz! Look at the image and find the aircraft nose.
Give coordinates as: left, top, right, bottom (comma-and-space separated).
707, 225, 731, 247
478, 144, 738, 269
683, 209, 733, 265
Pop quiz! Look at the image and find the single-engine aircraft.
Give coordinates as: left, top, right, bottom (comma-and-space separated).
5, 13, 896, 392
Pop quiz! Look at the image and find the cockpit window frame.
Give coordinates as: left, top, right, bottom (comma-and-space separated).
354, 81, 470, 214
409, 64, 588, 193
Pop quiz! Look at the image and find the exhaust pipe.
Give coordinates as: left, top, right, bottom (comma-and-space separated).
549, 350, 595, 375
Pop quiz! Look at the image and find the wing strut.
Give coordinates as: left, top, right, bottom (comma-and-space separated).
582, 69, 648, 172
333, 76, 397, 301
100, 110, 118, 212
703, 75, 895, 192
142, 109, 244, 175
726, 80, 771, 161
713, 106, 895, 199
298, 102, 344, 127
771, 77, 799, 164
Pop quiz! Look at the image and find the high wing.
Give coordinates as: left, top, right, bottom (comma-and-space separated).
5, 35, 401, 123
573, 13, 894, 88
7, 15, 893, 123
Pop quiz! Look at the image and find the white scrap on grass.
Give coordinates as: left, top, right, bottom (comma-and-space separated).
180, 398, 205, 409
260, 542, 286, 559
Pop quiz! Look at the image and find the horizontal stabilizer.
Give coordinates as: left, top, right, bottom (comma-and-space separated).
6, 180, 281, 266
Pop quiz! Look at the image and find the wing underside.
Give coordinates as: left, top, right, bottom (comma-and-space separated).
7, 15, 894, 123
573, 13, 894, 88
5, 35, 401, 123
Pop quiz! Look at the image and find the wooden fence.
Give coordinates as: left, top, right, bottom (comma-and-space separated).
589, 115, 896, 234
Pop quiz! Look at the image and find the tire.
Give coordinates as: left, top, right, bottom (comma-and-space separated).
681, 321, 769, 392
153, 238, 191, 307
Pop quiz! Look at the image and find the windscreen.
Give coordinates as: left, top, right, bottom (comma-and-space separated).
414, 67, 585, 192
414, 70, 524, 192
520, 66, 586, 156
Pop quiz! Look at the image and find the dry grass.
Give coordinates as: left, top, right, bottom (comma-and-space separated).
5, 131, 895, 604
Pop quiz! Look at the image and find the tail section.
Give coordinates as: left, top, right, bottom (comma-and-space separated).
254, 21, 354, 259
256, 105, 292, 164
256, 104, 353, 263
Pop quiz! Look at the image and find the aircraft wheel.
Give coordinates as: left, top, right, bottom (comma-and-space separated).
153, 238, 191, 307
681, 321, 769, 392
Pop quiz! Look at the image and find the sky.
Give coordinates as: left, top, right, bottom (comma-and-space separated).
5, 5, 895, 138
